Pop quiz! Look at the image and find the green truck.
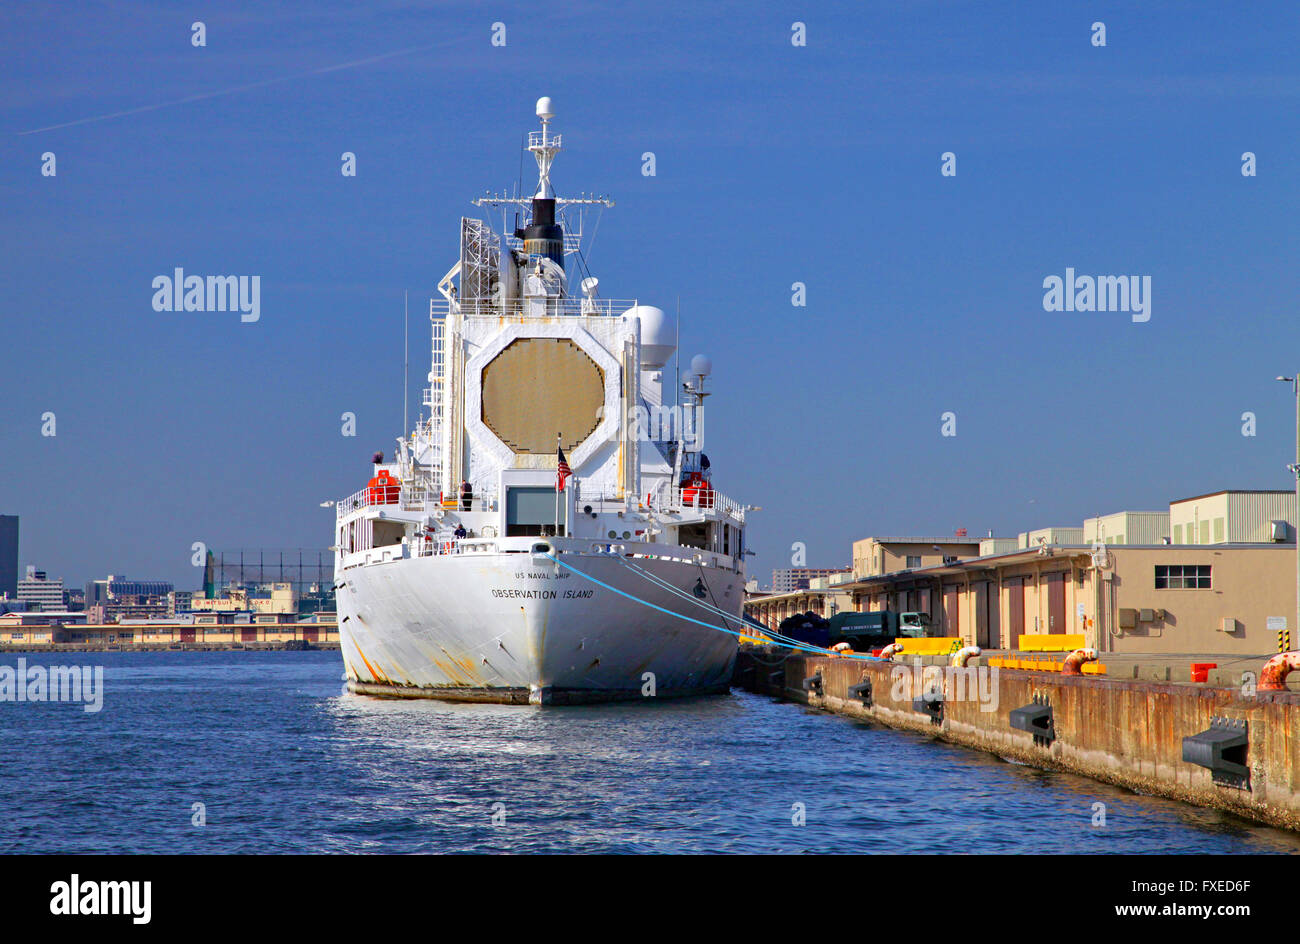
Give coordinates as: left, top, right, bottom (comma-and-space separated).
826, 611, 934, 651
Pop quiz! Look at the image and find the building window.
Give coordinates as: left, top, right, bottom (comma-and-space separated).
906, 555, 921, 569
1155, 564, 1211, 589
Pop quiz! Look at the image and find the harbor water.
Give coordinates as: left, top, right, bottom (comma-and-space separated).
3, 651, 1297, 854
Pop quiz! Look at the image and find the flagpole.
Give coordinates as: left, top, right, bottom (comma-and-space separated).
555, 432, 561, 538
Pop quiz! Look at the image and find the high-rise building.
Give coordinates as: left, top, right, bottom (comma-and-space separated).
168, 590, 194, 616
84, 576, 174, 622
17, 566, 65, 611
0, 516, 17, 599
771, 567, 850, 594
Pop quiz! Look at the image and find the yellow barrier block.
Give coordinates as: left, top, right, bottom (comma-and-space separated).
894, 636, 964, 655
993, 655, 1106, 675
740, 632, 773, 645
1017, 634, 1086, 652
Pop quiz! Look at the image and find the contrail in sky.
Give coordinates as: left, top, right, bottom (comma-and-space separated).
16, 38, 456, 136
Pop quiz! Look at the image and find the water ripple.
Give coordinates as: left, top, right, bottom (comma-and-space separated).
0, 651, 1296, 854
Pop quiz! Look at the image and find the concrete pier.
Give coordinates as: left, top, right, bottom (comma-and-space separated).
736, 647, 1300, 831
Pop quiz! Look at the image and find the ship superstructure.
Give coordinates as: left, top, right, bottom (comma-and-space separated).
332, 98, 748, 704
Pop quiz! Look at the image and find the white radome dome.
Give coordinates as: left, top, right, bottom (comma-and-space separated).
690, 354, 712, 377
623, 305, 676, 368
536, 96, 554, 119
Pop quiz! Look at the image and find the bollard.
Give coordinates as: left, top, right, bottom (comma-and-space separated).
878, 642, 904, 660
1259, 651, 1300, 692
1061, 647, 1098, 676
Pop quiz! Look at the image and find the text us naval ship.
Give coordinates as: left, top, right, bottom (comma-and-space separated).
333, 97, 749, 704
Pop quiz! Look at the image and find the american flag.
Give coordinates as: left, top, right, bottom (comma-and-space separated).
556, 445, 571, 492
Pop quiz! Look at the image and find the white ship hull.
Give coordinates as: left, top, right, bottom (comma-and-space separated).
331, 98, 751, 707
337, 539, 742, 704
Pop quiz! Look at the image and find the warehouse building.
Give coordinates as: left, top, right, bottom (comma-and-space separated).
838, 542, 1295, 654
845, 536, 985, 582
1082, 511, 1170, 546
746, 577, 852, 630
770, 490, 1300, 655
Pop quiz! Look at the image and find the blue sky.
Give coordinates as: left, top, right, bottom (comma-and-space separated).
1, 1, 1298, 588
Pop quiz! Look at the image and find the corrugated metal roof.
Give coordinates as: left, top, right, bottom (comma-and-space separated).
834, 541, 1297, 590
854, 536, 986, 544
1171, 489, 1291, 504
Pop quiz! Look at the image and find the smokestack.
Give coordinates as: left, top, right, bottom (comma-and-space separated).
203, 550, 216, 599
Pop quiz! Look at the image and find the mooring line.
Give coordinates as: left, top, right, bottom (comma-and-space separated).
618, 557, 749, 627
617, 557, 816, 655
620, 556, 853, 656
543, 553, 884, 662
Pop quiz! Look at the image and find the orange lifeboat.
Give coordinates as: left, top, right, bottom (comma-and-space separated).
366, 469, 401, 505
681, 472, 714, 509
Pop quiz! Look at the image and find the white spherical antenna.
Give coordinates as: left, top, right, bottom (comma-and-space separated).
623, 305, 674, 368
690, 354, 712, 377
536, 96, 555, 120
581, 276, 599, 297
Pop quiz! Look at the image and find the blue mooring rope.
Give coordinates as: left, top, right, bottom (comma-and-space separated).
543, 553, 886, 662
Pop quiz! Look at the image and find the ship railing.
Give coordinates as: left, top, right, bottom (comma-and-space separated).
399, 485, 438, 513
335, 486, 498, 520
665, 487, 746, 523
582, 542, 743, 574
413, 537, 499, 559
430, 298, 640, 320
335, 487, 373, 519
425, 491, 498, 514
527, 131, 561, 149
568, 487, 746, 524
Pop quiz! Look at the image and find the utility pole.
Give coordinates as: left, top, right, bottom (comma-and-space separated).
1277, 375, 1300, 651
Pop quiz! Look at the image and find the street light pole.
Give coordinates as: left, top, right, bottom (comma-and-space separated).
1277, 375, 1300, 651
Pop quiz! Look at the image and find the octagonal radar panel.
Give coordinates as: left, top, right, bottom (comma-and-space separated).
481, 338, 604, 454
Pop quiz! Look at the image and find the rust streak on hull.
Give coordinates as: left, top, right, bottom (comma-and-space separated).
346, 678, 731, 705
